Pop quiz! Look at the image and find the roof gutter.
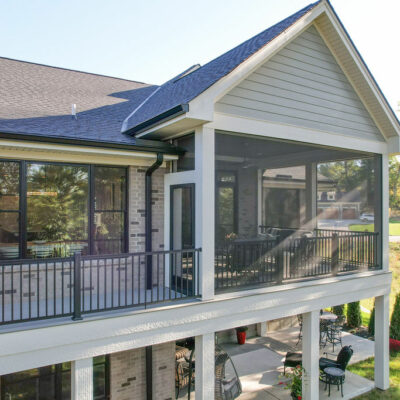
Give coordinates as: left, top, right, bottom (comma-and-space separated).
125, 104, 189, 136
0, 131, 184, 155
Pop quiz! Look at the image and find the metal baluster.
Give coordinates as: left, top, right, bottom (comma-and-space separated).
72, 252, 82, 320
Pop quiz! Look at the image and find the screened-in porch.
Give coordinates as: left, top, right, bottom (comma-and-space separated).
214, 132, 382, 292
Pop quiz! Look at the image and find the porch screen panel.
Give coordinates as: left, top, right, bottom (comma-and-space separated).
0, 161, 20, 259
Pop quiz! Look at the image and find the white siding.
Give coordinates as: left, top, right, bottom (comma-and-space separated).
216, 25, 383, 142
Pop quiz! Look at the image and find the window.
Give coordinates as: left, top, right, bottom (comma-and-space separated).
0, 161, 20, 259
94, 166, 127, 255
0, 357, 109, 400
0, 161, 127, 259
26, 163, 89, 258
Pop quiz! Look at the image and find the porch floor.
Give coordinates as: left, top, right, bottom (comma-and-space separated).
178, 326, 375, 399
224, 327, 374, 400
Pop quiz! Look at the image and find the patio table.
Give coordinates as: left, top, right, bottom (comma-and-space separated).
324, 366, 345, 397
320, 312, 338, 321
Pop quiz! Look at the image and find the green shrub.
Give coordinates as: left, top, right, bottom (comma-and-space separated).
368, 301, 375, 336
390, 293, 400, 340
347, 301, 362, 328
332, 305, 345, 317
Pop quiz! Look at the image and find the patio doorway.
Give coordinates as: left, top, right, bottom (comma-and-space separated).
170, 184, 195, 295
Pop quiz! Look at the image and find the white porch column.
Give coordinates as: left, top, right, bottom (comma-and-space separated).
375, 294, 390, 390
71, 357, 93, 400
302, 310, 319, 400
257, 322, 268, 337
195, 332, 215, 399
381, 154, 389, 271
195, 125, 215, 300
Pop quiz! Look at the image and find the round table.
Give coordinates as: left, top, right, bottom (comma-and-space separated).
320, 312, 338, 321
324, 367, 345, 397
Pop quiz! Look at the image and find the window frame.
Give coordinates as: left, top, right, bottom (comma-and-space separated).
0, 159, 128, 259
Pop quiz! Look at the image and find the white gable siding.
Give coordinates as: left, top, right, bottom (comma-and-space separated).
215, 25, 383, 142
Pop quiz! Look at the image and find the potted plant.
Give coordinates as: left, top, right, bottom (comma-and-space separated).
279, 365, 303, 400
235, 326, 248, 345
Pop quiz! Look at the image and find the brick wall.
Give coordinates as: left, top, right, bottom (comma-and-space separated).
110, 342, 174, 400
129, 166, 165, 253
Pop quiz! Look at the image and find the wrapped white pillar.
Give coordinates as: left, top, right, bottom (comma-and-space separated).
302, 310, 320, 399
71, 357, 93, 400
375, 294, 390, 390
195, 333, 215, 399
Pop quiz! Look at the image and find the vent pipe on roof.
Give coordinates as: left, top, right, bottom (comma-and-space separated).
71, 104, 77, 120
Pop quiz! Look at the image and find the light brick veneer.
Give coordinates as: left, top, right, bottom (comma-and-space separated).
129, 166, 165, 254
110, 342, 175, 400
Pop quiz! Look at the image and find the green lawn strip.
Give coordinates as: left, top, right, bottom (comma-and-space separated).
348, 352, 400, 399
349, 223, 400, 235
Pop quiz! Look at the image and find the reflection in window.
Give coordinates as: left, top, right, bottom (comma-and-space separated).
94, 166, 126, 255
317, 158, 376, 231
27, 163, 89, 258
0, 161, 20, 259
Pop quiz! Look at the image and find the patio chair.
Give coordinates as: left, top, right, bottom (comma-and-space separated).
319, 345, 353, 375
283, 345, 353, 375
175, 348, 195, 399
325, 320, 343, 352
215, 345, 242, 400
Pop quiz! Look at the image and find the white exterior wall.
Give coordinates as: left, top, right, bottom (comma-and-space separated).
216, 25, 383, 143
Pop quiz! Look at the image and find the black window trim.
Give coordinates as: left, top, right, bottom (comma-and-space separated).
0, 158, 129, 259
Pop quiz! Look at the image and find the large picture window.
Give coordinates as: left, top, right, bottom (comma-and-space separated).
0, 161, 127, 259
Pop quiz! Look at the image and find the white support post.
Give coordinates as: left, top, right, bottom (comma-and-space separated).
257, 322, 268, 337
375, 294, 390, 390
305, 163, 317, 229
302, 310, 319, 400
195, 126, 215, 300
381, 154, 389, 271
71, 357, 93, 400
195, 333, 215, 399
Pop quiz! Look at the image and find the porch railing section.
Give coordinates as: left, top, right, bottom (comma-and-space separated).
0, 248, 201, 325
215, 227, 379, 291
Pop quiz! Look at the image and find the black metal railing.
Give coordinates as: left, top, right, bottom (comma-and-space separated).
215, 227, 379, 291
0, 248, 201, 325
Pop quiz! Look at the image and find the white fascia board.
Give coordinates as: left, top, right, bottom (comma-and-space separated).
187, 3, 327, 116
134, 114, 188, 138
0, 139, 178, 164
0, 271, 391, 375
319, 4, 400, 139
210, 113, 389, 154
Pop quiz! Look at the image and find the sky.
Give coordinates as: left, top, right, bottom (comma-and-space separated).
0, 0, 399, 112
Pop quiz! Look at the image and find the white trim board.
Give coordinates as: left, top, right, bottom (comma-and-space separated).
0, 271, 390, 375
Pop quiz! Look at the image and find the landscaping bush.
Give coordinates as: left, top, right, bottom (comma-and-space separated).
332, 304, 345, 317
347, 301, 362, 328
368, 301, 375, 336
390, 293, 400, 340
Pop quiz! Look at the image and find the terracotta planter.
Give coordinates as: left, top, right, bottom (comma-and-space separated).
236, 331, 246, 345
389, 338, 400, 352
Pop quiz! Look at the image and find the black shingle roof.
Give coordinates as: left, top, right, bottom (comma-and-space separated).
0, 57, 180, 152
122, 1, 319, 134
0, 2, 318, 145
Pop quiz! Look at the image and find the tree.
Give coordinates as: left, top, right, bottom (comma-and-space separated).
347, 302, 362, 328
390, 293, 400, 340
389, 156, 400, 210
368, 300, 375, 336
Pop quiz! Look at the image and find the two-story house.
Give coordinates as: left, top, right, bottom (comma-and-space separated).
0, 1, 398, 399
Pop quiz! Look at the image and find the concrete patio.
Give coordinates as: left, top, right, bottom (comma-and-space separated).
178, 326, 375, 399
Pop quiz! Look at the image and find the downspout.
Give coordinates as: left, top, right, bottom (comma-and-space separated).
145, 153, 163, 400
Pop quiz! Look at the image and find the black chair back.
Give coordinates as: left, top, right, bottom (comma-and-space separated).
336, 345, 353, 370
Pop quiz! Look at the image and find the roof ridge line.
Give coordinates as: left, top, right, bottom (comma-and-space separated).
0, 56, 150, 85
121, 86, 162, 132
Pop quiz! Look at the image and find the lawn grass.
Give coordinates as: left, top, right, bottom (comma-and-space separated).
348, 352, 400, 399
349, 222, 400, 236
